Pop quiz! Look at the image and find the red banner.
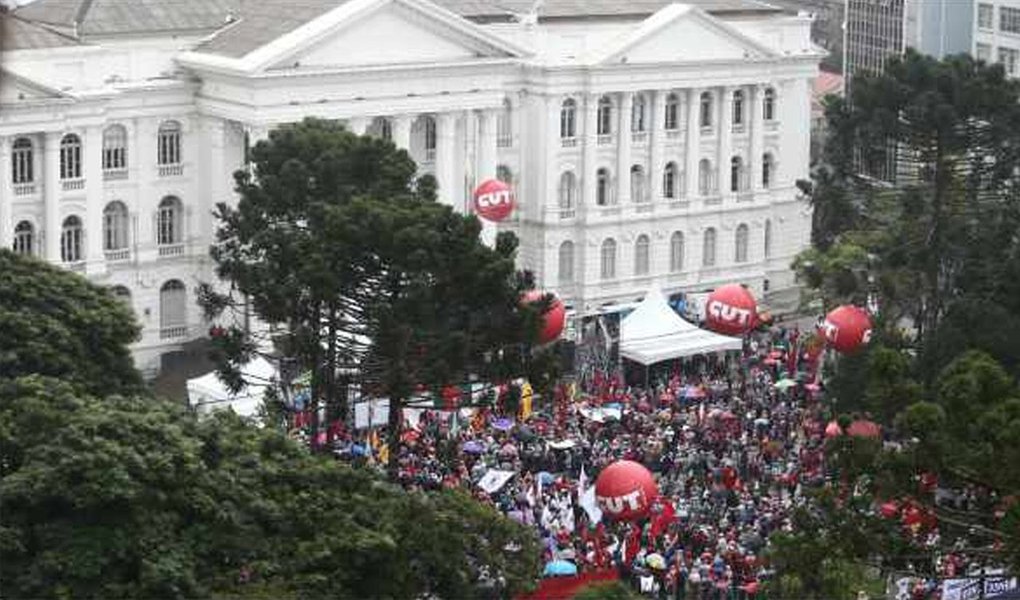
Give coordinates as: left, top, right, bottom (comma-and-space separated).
517, 570, 620, 600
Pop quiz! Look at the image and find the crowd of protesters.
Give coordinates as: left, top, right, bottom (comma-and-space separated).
320, 322, 1006, 600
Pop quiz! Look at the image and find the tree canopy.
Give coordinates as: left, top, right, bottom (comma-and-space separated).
201, 118, 557, 465
0, 375, 540, 599
0, 249, 141, 395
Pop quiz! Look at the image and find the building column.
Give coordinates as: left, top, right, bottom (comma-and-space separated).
617, 91, 633, 205
434, 112, 458, 208
44, 131, 62, 262
0, 136, 12, 250
134, 119, 156, 262
393, 114, 414, 152
544, 95, 561, 217
719, 86, 734, 198
648, 90, 663, 202
685, 88, 701, 198
476, 108, 498, 181
750, 85, 765, 191
582, 93, 599, 209
347, 117, 370, 136
84, 125, 105, 274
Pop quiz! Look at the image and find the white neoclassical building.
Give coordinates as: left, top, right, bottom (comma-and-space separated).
0, 0, 822, 375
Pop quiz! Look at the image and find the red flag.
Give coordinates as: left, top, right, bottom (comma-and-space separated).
650, 500, 676, 540
624, 523, 641, 565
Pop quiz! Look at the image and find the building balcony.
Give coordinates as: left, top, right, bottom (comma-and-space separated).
424, 148, 436, 162
497, 135, 512, 149
560, 137, 578, 148
158, 242, 185, 258
631, 132, 648, 145
732, 124, 746, 134
597, 134, 613, 146
61, 178, 85, 191
667, 199, 690, 210
665, 129, 682, 140
634, 202, 654, 214
160, 325, 188, 340
765, 121, 779, 132
105, 248, 131, 262
737, 191, 754, 202
158, 163, 183, 177
104, 168, 129, 181
559, 209, 576, 220
703, 194, 722, 205
65, 260, 86, 273
14, 182, 36, 196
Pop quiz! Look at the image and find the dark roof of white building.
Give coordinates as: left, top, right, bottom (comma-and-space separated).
13, 0, 242, 36
10, 0, 782, 51
1, 11, 81, 49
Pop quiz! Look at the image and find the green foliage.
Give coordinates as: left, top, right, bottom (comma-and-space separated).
0, 376, 540, 599
0, 249, 141, 395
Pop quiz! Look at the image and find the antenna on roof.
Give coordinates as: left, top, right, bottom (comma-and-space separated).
507, 0, 543, 26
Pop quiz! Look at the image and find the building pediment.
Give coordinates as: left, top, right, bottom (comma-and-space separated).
587, 4, 779, 65
180, 0, 528, 76
0, 68, 73, 105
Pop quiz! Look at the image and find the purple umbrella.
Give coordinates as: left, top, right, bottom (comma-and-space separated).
492, 417, 514, 431
462, 440, 486, 454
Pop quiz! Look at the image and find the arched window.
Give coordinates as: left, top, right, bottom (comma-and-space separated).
157, 196, 182, 245
558, 241, 574, 283
698, 159, 713, 196
634, 234, 650, 276
735, 223, 749, 263
157, 121, 181, 165
496, 165, 513, 185
103, 124, 127, 171
370, 117, 392, 141
670, 231, 684, 272
423, 116, 437, 152
702, 227, 717, 267
110, 285, 132, 307
699, 92, 712, 128
663, 162, 678, 199
103, 201, 129, 251
597, 96, 613, 136
596, 168, 612, 206
13, 220, 34, 255
764, 219, 773, 259
732, 90, 744, 126
61, 215, 83, 263
630, 165, 646, 203
159, 279, 187, 336
560, 98, 577, 139
730, 156, 745, 192
600, 238, 617, 279
631, 94, 647, 132
497, 98, 513, 147
762, 153, 774, 188
764, 87, 776, 121
60, 134, 81, 180
559, 171, 577, 210
12, 137, 33, 184
664, 93, 679, 130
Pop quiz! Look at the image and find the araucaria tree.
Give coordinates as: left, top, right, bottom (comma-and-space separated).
799, 50, 1020, 353
202, 118, 548, 463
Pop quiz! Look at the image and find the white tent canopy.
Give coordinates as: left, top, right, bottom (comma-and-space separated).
620, 285, 743, 365
186, 356, 278, 418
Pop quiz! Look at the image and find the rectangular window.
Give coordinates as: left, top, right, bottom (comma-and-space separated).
978, 3, 994, 29
1001, 6, 1020, 33
999, 47, 1019, 75
976, 43, 992, 62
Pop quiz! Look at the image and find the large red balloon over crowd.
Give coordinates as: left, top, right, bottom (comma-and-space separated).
521, 290, 566, 344
595, 460, 659, 521
820, 305, 873, 354
704, 284, 758, 336
472, 178, 515, 222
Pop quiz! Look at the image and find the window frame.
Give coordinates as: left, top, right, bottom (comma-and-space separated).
157, 121, 182, 166
12, 137, 34, 184
600, 238, 617, 279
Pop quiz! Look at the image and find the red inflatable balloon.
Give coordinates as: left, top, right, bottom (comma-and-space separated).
704, 284, 757, 336
472, 178, 514, 222
820, 305, 872, 354
521, 290, 565, 344
824, 421, 843, 438
595, 460, 658, 521
846, 419, 881, 439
